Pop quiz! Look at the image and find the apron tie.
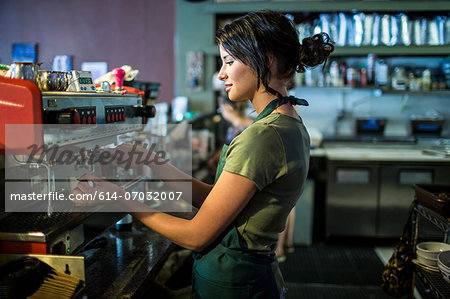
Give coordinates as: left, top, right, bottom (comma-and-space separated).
253, 96, 309, 124
279, 95, 309, 107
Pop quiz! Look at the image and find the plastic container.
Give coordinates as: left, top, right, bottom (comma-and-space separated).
422, 69, 431, 91
374, 60, 389, 86
391, 67, 407, 90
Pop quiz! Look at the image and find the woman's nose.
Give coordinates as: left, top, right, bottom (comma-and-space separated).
218, 68, 227, 81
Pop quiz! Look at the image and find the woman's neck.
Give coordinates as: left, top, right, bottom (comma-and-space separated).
249, 84, 300, 120
251, 84, 288, 115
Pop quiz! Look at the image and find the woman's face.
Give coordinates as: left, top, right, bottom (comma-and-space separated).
218, 45, 258, 102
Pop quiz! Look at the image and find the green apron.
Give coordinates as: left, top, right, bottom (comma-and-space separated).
192, 96, 308, 299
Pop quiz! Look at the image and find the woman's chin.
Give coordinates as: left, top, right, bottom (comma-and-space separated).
227, 95, 246, 102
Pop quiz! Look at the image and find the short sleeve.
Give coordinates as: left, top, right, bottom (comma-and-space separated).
223, 124, 287, 190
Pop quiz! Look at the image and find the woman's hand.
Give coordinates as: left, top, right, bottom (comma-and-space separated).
72, 173, 125, 207
103, 142, 168, 170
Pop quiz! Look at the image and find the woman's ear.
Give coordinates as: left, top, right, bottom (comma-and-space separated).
266, 54, 279, 78
266, 53, 275, 68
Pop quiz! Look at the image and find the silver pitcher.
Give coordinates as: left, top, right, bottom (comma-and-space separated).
38, 70, 68, 91
9, 62, 42, 84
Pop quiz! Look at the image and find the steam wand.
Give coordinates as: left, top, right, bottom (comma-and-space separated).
11, 155, 54, 216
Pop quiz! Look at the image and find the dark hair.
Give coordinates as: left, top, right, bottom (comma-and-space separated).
216, 10, 334, 98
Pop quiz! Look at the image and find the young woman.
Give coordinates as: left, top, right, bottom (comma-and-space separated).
75, 10, 333, 298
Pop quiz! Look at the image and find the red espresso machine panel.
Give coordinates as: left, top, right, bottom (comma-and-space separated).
0, 76, 155, 255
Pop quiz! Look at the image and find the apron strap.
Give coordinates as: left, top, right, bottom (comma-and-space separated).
214, 96, 308, 182
253, 96, 308, 124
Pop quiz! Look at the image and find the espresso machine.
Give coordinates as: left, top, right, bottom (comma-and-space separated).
0, 74, 157, 256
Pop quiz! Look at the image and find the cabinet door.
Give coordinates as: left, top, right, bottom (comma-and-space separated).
326, 161, 379, 237
378, 163, 450, 238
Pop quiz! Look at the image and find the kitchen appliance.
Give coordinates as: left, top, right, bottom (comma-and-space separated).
410, 110, 444, 137
326, 160, 450, 238
324, 135, 450, 239
355, 117, 387, 136
0, 76, 156, 255
0, 213, 87, 255
410, 118, 444, 137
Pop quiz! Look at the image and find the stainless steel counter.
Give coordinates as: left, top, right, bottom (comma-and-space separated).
322, 140, 450, 238
317, 137, 450, 162
323, 145, 450, 162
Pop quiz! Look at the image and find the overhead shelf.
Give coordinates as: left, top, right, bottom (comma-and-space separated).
206, 1, 450, 14
208, 2, 450, 57
209, 45, 450, 57
294, 86, 450, 96
332, 45, 450, 56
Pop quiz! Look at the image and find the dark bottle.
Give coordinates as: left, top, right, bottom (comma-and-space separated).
339, 61, 347, 85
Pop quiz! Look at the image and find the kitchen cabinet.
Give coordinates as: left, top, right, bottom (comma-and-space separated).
378, 164, 450, 237
326, 161, 379, 237
326, 159, 450, 238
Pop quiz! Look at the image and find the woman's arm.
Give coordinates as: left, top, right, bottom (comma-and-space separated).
127, 170, 256, 251
143, 158, 213, 208
191, 177, 214, 209
76, 170, 256, 252
108, 143, 214, 208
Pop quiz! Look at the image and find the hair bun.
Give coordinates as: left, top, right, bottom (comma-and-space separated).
297, 33, 334, 73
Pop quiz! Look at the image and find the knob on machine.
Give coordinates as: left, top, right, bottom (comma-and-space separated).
135, 106, 156, 118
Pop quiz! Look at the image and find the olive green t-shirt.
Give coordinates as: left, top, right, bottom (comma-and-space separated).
223, 113, 310, 252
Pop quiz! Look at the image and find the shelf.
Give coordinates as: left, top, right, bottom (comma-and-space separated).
415, 265, 450, 299
413, 203, 450, 298
415, 204, 450, 237
333, 45, 450, 56
293, 86, 450, 96
209, 45, 450, 58
206, 1, 450, 14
